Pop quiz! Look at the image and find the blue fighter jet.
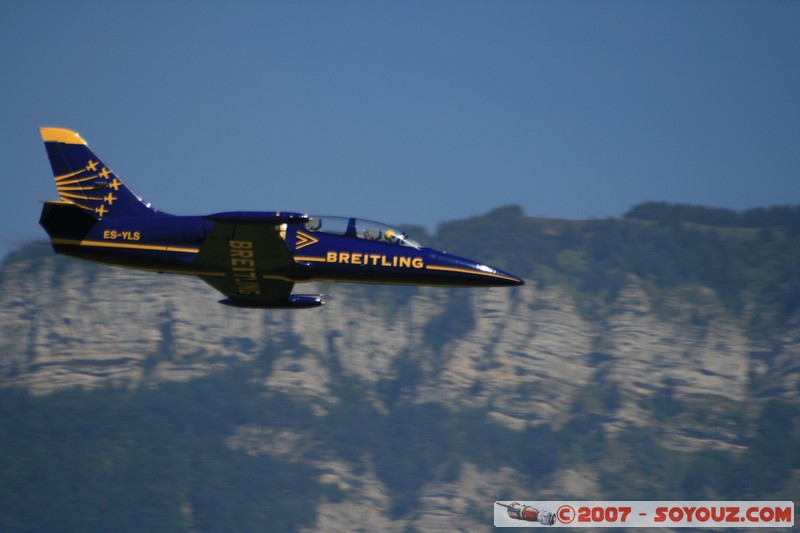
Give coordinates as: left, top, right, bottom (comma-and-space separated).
38, 128, 523, 308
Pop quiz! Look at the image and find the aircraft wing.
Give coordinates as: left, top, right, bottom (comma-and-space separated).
195, 218, 295, 270
194, 220, 321, 308
198, 275, 295, 306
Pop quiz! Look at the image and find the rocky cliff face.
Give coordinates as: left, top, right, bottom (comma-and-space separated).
1, 245, 798, 531
4, 248, 794, 416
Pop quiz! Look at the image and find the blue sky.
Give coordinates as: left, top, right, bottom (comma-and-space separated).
2, 1, 799, 251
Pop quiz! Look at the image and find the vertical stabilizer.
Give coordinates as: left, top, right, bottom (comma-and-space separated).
39, 127, 155, 218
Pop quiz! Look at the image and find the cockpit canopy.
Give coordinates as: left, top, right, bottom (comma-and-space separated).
305, 216, 422, 249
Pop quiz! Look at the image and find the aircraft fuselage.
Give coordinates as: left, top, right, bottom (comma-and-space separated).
41, 203, 522, 288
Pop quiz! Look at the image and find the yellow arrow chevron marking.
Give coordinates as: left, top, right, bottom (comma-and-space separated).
295, 230, 319, 250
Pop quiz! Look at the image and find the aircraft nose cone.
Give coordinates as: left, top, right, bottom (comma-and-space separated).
428, 251, 524, 287
479, 264, 525, 286
498, 269, 525, 286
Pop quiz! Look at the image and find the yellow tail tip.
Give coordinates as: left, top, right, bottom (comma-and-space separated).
39, 127, 87, 145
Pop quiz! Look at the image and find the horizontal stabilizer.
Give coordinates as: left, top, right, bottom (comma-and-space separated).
206, 211, 310, 225
218, 294, 324, 309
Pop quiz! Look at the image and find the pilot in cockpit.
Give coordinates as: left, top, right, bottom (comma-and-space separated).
363, 228, 382, 240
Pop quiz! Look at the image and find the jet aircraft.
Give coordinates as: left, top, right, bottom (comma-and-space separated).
38, 127, 523, 308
